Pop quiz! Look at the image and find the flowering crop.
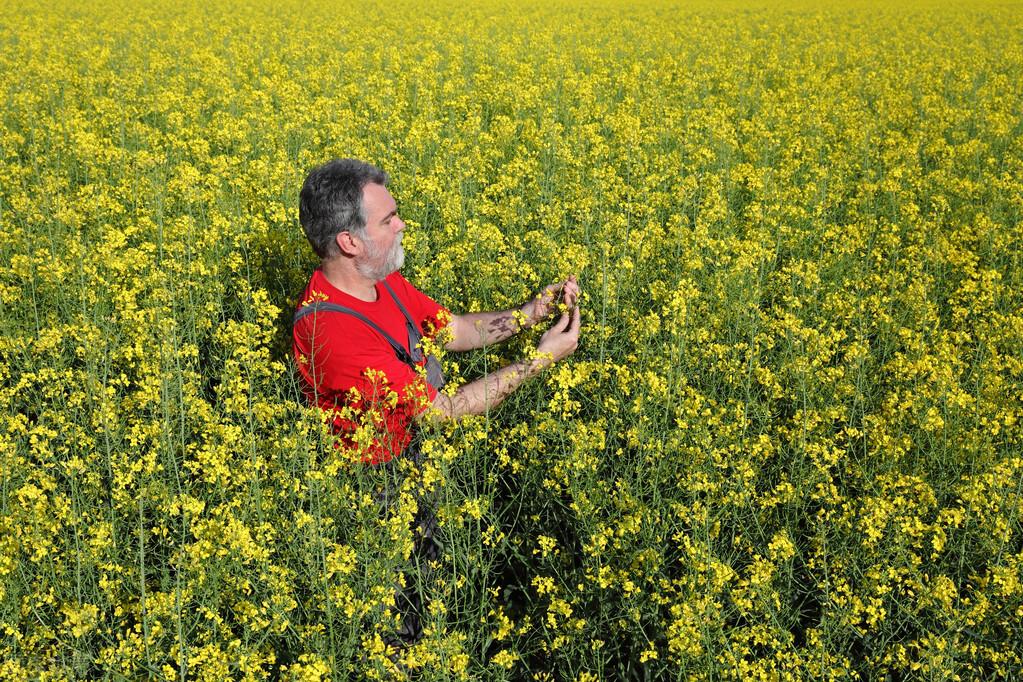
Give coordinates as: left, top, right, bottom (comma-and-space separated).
2, 0, 1022, 679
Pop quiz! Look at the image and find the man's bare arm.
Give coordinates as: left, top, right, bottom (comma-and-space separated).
445, 309, 528, 352
430, 357, 549, 419
430, 303, 581, 420
444, 276, 580, 352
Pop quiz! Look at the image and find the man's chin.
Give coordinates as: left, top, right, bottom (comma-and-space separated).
385, 250, 405, 277
357, 248, 404, 282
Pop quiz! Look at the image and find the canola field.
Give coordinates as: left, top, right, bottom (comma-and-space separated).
2, 0, 1023, 679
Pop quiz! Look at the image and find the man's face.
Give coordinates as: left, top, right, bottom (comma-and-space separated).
356, 182, 405, 281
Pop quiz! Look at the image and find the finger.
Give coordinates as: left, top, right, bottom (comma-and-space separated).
555, 310, 571, 332
568, 303, 581, 332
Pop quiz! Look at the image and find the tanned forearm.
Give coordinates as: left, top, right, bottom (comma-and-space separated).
430, 356, 548, 419
445, 306, 532, 352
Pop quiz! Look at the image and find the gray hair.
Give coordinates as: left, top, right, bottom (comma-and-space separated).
299, 158, 389, 259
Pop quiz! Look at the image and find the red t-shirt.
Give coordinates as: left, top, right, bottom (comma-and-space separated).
293, 269, 450, 465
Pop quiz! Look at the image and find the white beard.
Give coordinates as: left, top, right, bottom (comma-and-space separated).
357, 233, 404, 282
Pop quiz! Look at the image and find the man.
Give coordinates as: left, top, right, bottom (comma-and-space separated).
291, 158, 581, 651
293, 158, 581, 464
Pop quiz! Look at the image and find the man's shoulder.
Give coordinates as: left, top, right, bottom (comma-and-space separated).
385, 271, 441, 307
296, 268, 330, 308
384, 271, 415, 294
293, 276, 374, 340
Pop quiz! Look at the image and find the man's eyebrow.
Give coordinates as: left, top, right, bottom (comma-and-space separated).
382, 210, 397, 222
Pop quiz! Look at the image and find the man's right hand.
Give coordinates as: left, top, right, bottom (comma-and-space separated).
537, 303, 581, 365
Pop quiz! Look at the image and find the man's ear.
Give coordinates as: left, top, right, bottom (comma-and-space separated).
335, 231, 360, 257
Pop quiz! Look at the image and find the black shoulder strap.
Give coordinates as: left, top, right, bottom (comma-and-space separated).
381, 280, 418, 329
293, 301, 415, 366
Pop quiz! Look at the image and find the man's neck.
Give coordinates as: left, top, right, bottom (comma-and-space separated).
320, 257, 380, 302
